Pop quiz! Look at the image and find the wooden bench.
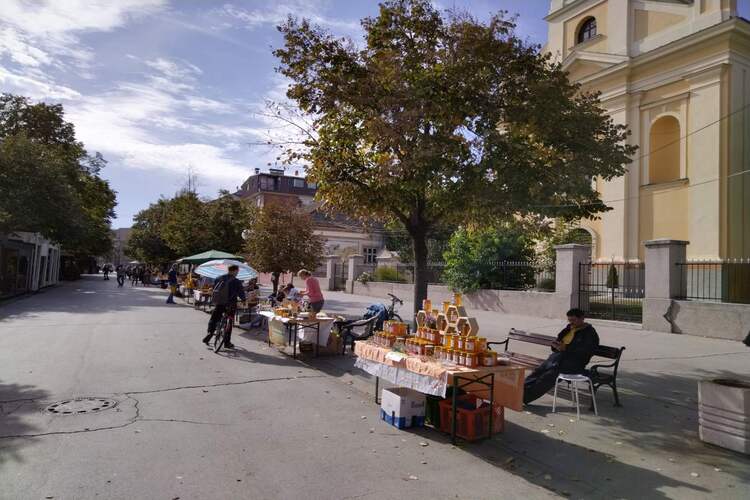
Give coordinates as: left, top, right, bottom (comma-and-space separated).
488, 328, 625, 407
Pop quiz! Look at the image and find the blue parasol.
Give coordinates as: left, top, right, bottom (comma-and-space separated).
194, 259, 258, 281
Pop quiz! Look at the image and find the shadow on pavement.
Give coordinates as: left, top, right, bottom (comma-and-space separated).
0, 380, 49, 469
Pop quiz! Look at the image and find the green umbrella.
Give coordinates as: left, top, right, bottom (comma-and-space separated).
177, 250, 246, 266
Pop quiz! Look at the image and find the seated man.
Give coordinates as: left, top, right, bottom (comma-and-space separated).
523, 308, 600, 405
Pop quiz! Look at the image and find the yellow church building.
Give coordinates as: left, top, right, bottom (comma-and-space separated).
545, 0, 750, 261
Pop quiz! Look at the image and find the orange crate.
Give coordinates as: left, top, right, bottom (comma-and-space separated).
438, 395, 504, 441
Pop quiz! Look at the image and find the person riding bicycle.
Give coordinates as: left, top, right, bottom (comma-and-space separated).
202, 265, 246, 349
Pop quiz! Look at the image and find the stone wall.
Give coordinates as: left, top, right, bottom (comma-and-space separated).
644, 298, 750, 341
351, 281, 568, 318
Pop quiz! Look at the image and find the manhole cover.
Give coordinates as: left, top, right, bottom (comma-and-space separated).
45, 397, 117, 415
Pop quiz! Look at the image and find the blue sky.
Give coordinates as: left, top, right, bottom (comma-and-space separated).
0, 1, 747, 227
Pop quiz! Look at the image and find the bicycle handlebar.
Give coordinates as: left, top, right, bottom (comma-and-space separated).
387, 293, 403, 305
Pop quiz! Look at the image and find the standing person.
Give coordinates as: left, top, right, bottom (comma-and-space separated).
131, 266, 140, 286
297, 269, 324, 314
142, 268, 151, 287
103, 264, 110, 280
115, 265, 126, 287
202, 265, 246, 349
523, 308, 600, 405
166, 264, 178, 304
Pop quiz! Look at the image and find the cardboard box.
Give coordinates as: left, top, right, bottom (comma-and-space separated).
380, 387, 426, 429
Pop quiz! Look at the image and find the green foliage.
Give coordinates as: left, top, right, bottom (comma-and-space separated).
0, 93, 116, 256
274, 0, 636, 311
538, 221, 594, 263
606, 264, 619, 289
243, 203, 323, 292
127, 192, 255, 265
442, 225, 536, 293
373, 266, 405, 283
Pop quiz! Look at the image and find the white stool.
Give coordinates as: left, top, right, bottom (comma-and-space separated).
552, 373, 598, 420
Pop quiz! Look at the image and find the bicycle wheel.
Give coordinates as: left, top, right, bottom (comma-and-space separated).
214, 317, 226, 353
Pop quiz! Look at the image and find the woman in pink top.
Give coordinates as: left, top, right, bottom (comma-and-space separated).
298, 269, 325, 313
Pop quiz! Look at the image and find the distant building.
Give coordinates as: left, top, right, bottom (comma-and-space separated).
234, 168, 387, 260
111, 228, 133, 266
234, 168, 317, 209
0, 232, 61, 298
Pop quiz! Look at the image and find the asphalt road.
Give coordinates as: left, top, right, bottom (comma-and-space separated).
0, 276, 556, 500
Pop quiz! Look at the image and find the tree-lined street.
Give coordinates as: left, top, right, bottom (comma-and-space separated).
1, 277, 749, 499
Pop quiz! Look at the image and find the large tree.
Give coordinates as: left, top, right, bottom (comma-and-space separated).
273, 0, 635, 314
0, 94, 117, 257
243, 203, 323, 294
127, 192, 255, 265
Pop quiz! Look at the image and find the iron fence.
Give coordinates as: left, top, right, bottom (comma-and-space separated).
333, 263, 348, 291
675, 260, 750, 304
579, 262, 644, 322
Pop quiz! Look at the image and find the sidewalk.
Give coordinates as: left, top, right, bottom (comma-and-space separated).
306, 290, 750, 499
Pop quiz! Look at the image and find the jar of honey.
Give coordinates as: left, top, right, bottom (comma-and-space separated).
442, 301, 451, 313
456, 336, 465, 350
466, 352, 478, 368
458, 351, 466, 366
454, 293, 462, 307
476, 337, 487, 352
465, 336, 477, 353
423, 299, 432, 312
482, 350, 498, 366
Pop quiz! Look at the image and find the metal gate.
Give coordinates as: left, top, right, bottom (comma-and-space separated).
578, 262, 644, 323
333, 263, 348, 291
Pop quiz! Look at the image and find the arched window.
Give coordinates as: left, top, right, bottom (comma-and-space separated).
649, 116, 681, 184
577, 17, 597, 44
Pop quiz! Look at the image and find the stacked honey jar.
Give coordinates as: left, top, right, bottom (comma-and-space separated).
372, 320, 410, 348
417, 296, 499, 368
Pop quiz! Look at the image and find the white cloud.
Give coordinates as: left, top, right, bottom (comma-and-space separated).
0, 0, 166, 71
221, 1, 361, 34
0, 64, 81, 99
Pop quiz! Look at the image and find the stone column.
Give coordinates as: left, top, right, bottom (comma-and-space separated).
643, 239, 689, 332
323, 255, 337, 292
346, 254, 363, 294
554, 244, 592, 313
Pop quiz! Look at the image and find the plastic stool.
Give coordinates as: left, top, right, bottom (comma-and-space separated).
552, 373, 598, 420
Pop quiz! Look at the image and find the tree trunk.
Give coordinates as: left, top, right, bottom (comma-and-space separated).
411, 230, 429, 317
271, 271, 280, 295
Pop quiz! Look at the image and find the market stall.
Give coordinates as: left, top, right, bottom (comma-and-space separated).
260, 306, 336, 358
353, 295, 526, 443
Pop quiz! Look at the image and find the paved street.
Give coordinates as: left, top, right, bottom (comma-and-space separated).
1, 277, 749, 499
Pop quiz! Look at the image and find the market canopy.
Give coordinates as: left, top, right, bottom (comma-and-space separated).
194, 259, 257, 281
177, 250, 245, 266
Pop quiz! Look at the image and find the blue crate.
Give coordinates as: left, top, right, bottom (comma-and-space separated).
380, 409, 425, 429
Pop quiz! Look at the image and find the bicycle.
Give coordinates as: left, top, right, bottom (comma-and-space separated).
386, 293, 404, 322
212, 304, 237, 353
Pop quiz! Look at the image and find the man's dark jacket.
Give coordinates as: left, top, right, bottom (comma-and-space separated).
551, 323, 600, 373
212, 274, 246, 305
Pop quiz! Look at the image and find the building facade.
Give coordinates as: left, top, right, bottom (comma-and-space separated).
234, 169, 386, 260
0, 232, 61, 298
545, 0, 750, 261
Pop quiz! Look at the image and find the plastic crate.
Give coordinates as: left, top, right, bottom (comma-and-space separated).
438, 394, 504, 441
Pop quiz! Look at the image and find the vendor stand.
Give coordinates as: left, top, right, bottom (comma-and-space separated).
260, 307, 336, 359
352, 295, 526, 444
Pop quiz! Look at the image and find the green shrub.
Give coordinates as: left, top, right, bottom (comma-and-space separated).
373, 266, 405, 283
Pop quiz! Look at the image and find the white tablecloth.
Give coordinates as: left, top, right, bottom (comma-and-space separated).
353, 357, 449, 397
259, 311, 335, 347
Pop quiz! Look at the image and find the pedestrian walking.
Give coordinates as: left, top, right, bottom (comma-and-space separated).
116, 265, 126, 287
103, 264, 110, 280
166, 264, 178, 304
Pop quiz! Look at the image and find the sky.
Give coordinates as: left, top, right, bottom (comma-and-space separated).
0, 0, 748, 228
